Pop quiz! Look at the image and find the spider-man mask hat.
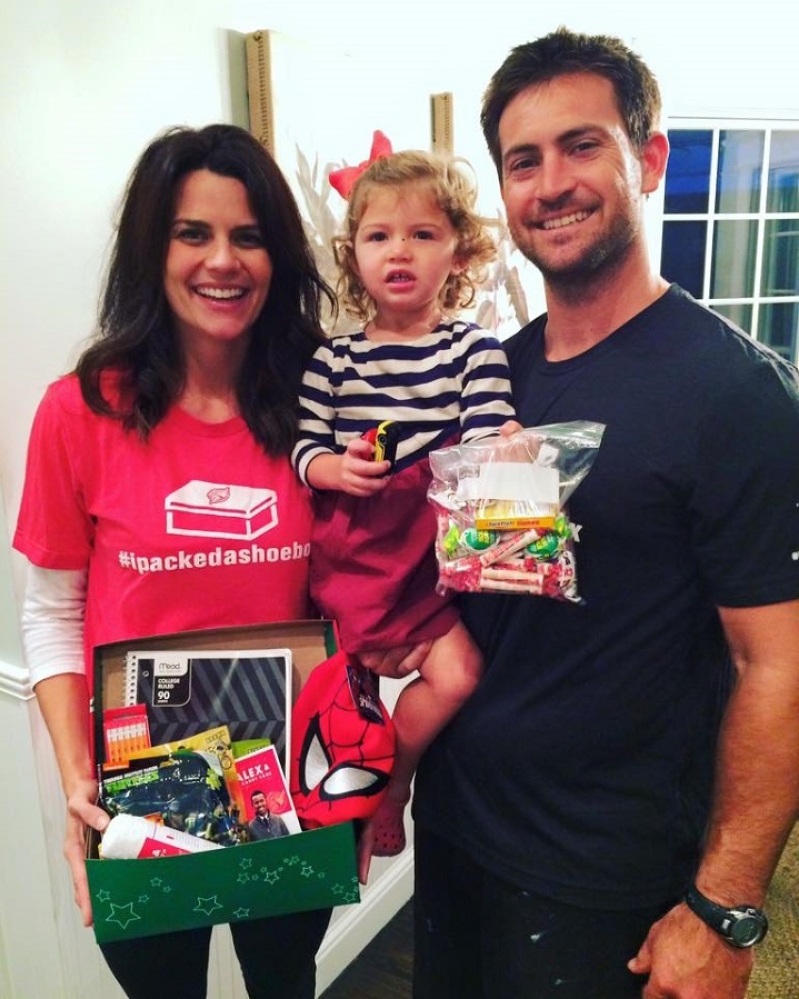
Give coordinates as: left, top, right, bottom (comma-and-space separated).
290, 651, 396, 828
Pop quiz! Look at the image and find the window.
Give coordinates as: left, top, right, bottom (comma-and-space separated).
661, 123, 799, 364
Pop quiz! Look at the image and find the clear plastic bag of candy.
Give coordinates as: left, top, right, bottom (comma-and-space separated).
427, 421, 605, 602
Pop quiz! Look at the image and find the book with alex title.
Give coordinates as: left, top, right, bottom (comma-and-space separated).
235, 743, 301, 839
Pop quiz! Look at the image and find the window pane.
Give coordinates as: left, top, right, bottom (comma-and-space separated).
710, 220, 757, 298
715, 131, 764, 214
711, 303, 753, 332
758, 302, 799, 363
767, 131, 799, 213
664, 130, 712, 214
760, 220, 799, 296
661, 221, 706, 298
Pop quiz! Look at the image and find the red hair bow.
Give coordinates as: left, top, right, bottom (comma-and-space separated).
328, 130, 393, 199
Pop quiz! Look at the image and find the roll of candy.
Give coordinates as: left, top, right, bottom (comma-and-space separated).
100, 813, 224, 859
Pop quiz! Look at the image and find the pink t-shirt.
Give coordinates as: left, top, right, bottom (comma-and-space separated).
14, 375, 313, 683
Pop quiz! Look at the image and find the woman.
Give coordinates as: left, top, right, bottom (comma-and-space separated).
14, 124, 336, 999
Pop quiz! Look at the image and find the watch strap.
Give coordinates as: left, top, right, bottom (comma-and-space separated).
684, 883, 768, 948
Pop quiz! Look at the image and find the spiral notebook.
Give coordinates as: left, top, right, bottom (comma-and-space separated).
124, 648, 292, 774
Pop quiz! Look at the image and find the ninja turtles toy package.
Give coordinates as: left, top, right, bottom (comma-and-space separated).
428, 421, 605, 602
100, 750, 241, 847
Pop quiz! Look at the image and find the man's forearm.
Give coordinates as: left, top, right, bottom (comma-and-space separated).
695, 601, 799, 905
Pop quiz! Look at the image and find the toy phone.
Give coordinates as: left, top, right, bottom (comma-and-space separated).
374, 421, 400, 466
363, 420, 400, 471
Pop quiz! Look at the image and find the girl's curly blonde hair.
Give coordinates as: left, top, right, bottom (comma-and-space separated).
332, 150, 497, 323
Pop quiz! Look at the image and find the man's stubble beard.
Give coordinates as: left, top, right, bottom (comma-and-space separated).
510, 211, 640, 303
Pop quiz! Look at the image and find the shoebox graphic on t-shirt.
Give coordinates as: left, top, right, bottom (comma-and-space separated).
165, 480, 277, 540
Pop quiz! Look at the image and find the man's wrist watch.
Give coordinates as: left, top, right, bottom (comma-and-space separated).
684, 884, 769, 948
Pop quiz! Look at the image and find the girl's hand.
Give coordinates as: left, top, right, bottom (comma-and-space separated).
358, 641, 432, 679
338, 436, 391, 497
64, 777, 110, 926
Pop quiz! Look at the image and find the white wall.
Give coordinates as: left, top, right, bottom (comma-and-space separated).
1, 2, 797, 997
4, 0, 798, 574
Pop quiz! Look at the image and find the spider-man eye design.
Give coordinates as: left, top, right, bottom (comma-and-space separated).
290, 652, 396, 828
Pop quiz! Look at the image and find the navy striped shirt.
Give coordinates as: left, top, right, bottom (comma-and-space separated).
292, 320, 516, 482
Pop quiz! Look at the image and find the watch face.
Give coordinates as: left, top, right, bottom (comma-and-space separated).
730, 914, 767, 947
685, 886, 769, 948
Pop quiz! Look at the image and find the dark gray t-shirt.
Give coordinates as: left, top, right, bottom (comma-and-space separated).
415, 285, 799, 909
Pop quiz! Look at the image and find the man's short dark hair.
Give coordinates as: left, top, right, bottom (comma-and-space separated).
481, 26, 662, 173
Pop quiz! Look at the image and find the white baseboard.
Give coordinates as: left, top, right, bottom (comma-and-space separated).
315, 847, 414, 995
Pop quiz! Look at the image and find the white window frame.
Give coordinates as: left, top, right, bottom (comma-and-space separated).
662, 116, 799, 362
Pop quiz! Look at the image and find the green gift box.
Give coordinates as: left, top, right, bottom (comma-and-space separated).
87, 620, 359, 944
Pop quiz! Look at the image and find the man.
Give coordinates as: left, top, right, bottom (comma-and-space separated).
411, 27, 799, 999
248, 789, 288, 841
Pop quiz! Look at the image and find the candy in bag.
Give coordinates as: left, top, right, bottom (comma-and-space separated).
427, 421, 604, 602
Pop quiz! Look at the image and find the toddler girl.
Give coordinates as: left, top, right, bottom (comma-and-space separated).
292, 144, 518, 880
